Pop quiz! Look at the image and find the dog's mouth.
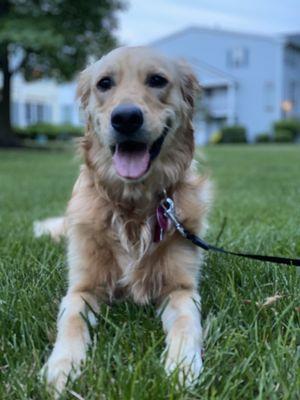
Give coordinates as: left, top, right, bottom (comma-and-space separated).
111, 127, 169, 180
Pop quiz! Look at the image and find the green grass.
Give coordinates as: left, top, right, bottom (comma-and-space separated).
0, 145, 299, 399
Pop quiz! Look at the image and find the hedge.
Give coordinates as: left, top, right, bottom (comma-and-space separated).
273, 119, 300, 139
217, 125, 247, 143
274, 129, 294, 143
255, 132, 271, 143
14, 123, 83, 141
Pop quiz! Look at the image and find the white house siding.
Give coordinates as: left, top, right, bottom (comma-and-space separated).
10, 74, 80, 127
12, 74, 56, 126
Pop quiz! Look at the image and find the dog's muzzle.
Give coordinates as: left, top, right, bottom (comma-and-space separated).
110, 127, 169, 181
110, 104, 170, 181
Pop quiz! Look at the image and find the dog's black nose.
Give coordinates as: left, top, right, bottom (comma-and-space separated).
111, 104, 144, 135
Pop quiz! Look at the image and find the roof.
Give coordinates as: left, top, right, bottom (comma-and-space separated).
150, 26, 283, 47
185, 57, 236, 87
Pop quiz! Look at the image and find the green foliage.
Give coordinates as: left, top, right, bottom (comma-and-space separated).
0, 146, 299, 398
255, 132, 271, 143
209, 131, 222, 144
274, 129, 294, 143
0, 0, 126, 143
0, 0, 126, 81
273, 118, 300, 139
14, 123, 83, 140
214, 125, 247, 144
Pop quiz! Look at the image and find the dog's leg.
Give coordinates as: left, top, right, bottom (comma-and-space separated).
42, 289, 98, 394
159, 289, 203, 385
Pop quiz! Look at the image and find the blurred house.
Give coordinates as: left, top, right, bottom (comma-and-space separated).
151, 27, 300, 143
10, 74, 81, 128
9, 26, 300, 143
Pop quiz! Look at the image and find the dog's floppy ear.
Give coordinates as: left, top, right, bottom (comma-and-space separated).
76, 66, 92, 109
177, 61, 200, 115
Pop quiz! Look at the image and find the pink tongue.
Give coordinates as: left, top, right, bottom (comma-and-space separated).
113, 145, 150, 179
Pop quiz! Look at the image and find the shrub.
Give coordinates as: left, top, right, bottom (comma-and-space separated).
273, 119, 300, 139
14, 126, 32, 140
274, 129, 294, 143
209, 131, 222, 144
219, 125, 247, 143
14, 123, 83, 141
255, 132, 271, 143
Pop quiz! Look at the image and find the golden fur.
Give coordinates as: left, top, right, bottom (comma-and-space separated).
38, 46, 212, 394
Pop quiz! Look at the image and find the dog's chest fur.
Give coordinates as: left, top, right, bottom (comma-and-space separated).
107, 207, 166, 303
67, 165, 210, 305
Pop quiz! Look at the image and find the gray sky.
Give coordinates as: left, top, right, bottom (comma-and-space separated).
117, 0, 300, 45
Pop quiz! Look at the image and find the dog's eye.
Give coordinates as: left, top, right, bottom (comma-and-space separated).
146, 74, 168, 88
97, 77, 114, 91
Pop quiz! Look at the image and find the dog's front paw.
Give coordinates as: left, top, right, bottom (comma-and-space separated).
164, 337, 203, 386
41, 349, 84, 395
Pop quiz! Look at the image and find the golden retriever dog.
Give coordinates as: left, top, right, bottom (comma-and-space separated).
36, 46, 212, 394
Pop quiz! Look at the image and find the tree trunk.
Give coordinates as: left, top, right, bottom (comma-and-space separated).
0, 44, 19, 147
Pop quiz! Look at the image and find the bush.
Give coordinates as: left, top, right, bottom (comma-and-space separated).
273, 119, 300, 139
14, 123, 83, 141
255, 132, 271, 143
218, 125, 247, 143
274, 129, 294, 143
209, 131, 222, 144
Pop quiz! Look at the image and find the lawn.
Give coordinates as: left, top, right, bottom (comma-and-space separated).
0, 145, 299, 399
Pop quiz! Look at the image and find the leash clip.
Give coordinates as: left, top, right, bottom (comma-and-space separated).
160, 197, 187, 238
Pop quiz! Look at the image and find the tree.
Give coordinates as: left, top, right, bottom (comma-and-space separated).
0, 0, 125, 146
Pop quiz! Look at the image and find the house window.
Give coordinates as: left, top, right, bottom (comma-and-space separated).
227, 47, 249, 68
24, 102, 51, 125
264, 82, 275, 112
44, 105, 53, 122
205, 88, 213, 97
61, 104, 73, 123
37, 104, 44, 122
25, 102, 32, 125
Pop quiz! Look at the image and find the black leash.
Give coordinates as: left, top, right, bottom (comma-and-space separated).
160, 197, 300, 267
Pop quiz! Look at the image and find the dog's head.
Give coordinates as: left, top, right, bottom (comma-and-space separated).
77, 46, 199, 185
